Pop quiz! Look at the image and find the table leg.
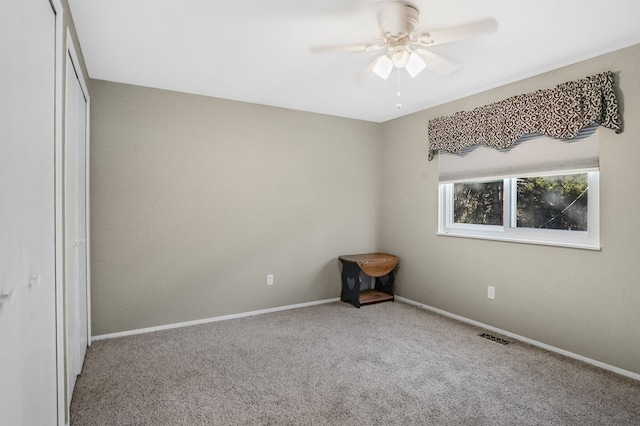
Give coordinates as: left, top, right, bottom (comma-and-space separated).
340, 261, 362, 308
375, 269, 396, 296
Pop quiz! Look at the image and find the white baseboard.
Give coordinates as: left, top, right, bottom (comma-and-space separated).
395, 296, 640, 381
92, 295, 639, 381
92, 297, 340, 342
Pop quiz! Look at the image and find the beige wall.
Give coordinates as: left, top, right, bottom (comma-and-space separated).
90, 80, 382, 335
90, 45, 639, 375
379, 44, 640, 375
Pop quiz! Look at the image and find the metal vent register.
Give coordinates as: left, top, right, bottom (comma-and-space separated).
479, 333, 510, 345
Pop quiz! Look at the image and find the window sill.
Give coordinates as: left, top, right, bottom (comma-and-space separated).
436, 231, 601, 251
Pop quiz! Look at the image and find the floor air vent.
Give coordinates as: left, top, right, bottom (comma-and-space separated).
479, 333, 510, 345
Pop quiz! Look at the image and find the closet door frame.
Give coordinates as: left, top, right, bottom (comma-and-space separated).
64, 25, 91, 411
51, 4, 92, 422
51, 0, 67, 423
68, 28, 91, 346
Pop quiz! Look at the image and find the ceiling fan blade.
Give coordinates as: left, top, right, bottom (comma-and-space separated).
414, 17, 497, 47
413, 49, 460, 76
358, 56, 380, 81
311, 42, 386, 53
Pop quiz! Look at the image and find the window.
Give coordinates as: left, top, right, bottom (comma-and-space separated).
515, 174, 588, 231
438, 127, 600, 250
453, 180, 503, 226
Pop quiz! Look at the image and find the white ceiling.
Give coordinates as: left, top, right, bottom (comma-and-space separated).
68, 0, 640, 123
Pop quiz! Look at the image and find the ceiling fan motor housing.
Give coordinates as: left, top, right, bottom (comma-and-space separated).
379, 3, 419, 41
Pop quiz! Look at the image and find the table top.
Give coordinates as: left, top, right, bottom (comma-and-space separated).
339, 252, 399, 277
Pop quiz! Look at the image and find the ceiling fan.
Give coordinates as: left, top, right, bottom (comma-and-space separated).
311, 1, 498, 80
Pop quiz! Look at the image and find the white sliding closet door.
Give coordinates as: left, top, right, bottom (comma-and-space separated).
65, 42, 90, 405
0, 0, 59, 423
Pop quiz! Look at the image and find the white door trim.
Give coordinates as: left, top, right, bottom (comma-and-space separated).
50, 0, 67, 424
66, 26, 91, 347
64, 25, 91, 415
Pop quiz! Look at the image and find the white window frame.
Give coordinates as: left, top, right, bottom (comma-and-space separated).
438, 170, 600, 250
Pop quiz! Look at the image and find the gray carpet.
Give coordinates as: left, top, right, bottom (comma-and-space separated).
70, 301, 640, 425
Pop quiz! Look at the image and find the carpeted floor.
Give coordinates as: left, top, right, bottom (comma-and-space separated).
70, 301, 640, 425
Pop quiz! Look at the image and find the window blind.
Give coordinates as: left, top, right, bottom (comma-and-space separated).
438, 125, 599, 183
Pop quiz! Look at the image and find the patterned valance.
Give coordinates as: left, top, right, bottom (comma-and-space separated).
427, 72, 622, 160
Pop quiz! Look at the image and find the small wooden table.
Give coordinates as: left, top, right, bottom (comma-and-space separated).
338, 253, 399, 308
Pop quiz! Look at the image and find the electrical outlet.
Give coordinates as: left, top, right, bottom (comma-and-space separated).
488, 286, 495, 300
267, 274, 274, 285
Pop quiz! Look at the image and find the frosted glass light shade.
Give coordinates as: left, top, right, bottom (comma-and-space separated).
372, 55, 393, 80
391, 49, 410, 68
405, 52, 426, 78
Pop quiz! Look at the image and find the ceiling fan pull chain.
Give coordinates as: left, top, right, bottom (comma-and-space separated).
396, 68, 402, 110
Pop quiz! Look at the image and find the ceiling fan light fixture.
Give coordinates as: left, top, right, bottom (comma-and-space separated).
405, 52, 427, 78
372, 55, 394, 80
391, 48, 410, 68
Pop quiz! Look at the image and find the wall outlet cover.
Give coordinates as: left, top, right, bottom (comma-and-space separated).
488, 286, 495, 299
